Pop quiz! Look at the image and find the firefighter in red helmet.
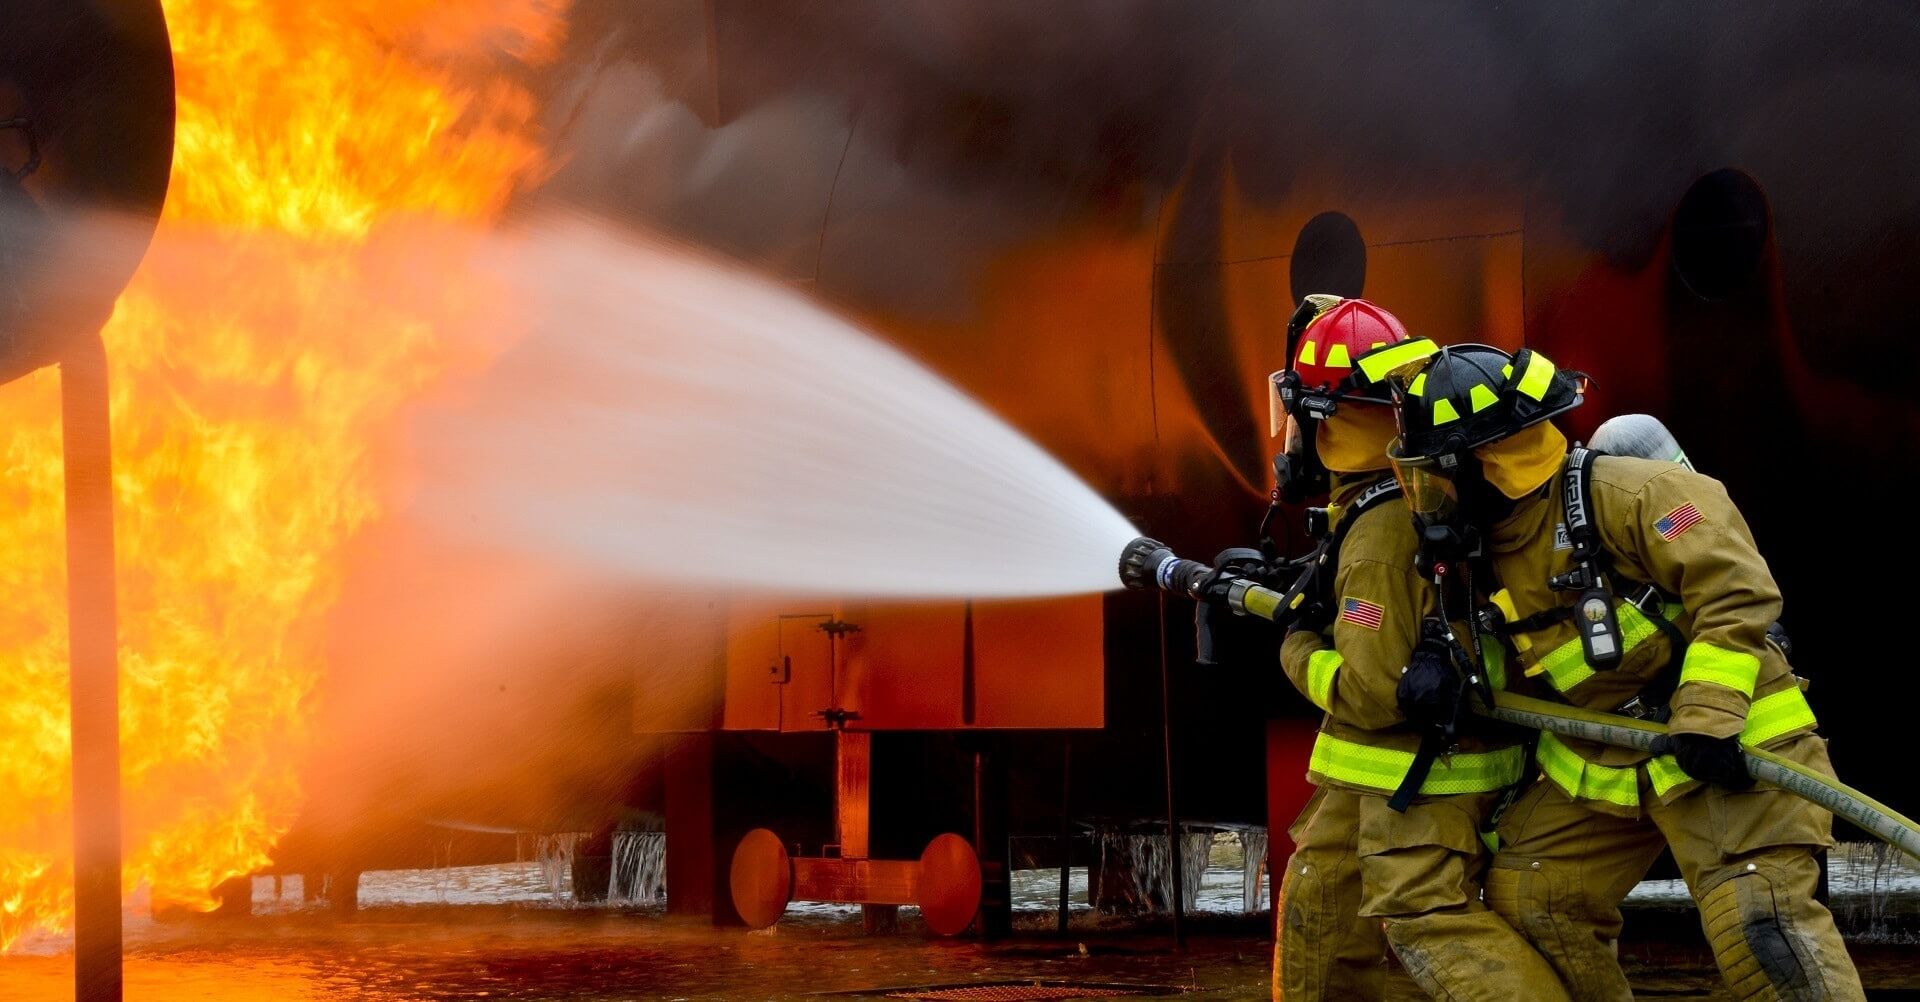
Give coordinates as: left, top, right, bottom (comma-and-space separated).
1270, 297, 1565, 1001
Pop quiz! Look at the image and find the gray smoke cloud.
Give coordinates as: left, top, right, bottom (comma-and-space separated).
539, 2, 1919, 248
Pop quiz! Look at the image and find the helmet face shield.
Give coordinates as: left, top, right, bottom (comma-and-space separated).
1387, 438, 1460, 524
1269, 369, 1289, 438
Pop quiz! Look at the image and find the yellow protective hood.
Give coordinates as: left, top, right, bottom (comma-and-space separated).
1475, 420, 1568, 500
1317, 403, 1398, 474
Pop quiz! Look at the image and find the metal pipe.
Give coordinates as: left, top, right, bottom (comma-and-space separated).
1056, 738, 1071, 935
63, 329, 121, 1002
1157, 592, 1184, 947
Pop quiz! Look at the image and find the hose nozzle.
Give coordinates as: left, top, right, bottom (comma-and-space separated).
1118, 536, 1175, 591
1118, 536, 1214, 597
1117, 536, 1291, 625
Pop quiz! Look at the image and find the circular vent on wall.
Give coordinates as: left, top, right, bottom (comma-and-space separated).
1289, 211, 1366, 302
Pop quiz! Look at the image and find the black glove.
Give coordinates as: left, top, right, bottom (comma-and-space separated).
1396, 640, 1463, 730
1652, 732, 1754, 790
1291, 597, 1334, 633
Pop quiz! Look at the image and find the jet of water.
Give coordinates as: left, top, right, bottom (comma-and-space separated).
408, 209, 1139, 598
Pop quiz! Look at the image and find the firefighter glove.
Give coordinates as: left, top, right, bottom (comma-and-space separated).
1396, 639, 1463, 729
1653, 731, 1754, 790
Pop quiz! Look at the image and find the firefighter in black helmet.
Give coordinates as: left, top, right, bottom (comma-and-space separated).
1383, 344, 1864, 1002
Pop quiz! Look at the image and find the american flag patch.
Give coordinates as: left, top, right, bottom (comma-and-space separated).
1341, 597, 1386, 630
1654, 503, 1703, 541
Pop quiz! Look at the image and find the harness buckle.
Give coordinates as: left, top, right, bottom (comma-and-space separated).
1613, 694, 1672, 723
1624, 582, 1665, 614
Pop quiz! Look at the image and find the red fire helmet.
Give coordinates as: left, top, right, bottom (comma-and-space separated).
1290, 297, 1412, 403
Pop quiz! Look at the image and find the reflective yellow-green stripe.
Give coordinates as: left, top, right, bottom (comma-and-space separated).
1537, 732, 1639, 808
1307, 649, 1343, 712
1541, 687, 1817, 804
1430, 398, 1460, 425
1309, 733, 1527, 795
1531, 601, 1681, 693
1679, 643, 1760, 697
1355, 337, 1439, 384
1741, 686, 1817, 747
1514, 351, 1556, 401
1482, 640, 1507, 692
1469, 383, 1500, 413
1646, 754, 1691, 798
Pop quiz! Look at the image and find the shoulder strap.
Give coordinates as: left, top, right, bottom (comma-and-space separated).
1325, 479, 1401, 567
1561, 446, 1602, 560
1280, 479, 1405, 627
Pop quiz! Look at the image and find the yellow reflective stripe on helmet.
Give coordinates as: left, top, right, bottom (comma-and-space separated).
1536, 732, 1639, 808
1646, 754, 1692, 798
1469, 383, 1500, 413
1355, 337, 1439, 384
1741, 686, 1817, 747
1430, 398, 1461, 426
1679, 643, 1760, 697
1307, 649, 1343, 713
1409, 372, 1427, 397
1298, 340, 1317, 366
1515, 351, 1556, 401
1325, 343, 1352, 368
1309, 733, 1526, 795
1527, 601, 1678, 692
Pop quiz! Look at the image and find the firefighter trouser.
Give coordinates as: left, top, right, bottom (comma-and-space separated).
1275, 787, 1387, 1000
1352, 788, 1571, 1001
1487, 734, 1864, 1002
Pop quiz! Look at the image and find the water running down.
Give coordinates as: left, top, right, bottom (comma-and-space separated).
411, 210, 1140, 598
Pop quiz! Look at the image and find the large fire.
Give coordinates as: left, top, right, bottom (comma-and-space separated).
1, 0, 566, 950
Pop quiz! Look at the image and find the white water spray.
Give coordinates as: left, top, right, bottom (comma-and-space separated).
410, 210, 1139, 598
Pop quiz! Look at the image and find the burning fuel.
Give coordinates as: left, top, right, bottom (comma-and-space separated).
1, 0, 564, 952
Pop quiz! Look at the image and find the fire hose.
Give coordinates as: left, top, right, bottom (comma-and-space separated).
1481, 690, 1920, 860
1119, 536, 1920, 861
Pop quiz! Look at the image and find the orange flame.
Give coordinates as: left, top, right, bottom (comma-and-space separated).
1, 0, 565, 950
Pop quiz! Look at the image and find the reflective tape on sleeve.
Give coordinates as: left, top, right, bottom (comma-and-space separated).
1679, 643, 1760, 697
1307, 649, 1343, 712
1740, 686, 1817, 747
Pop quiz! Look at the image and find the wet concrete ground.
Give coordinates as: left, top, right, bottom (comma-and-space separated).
6, 904, 1920, 1001
8, 843, 1920, 1000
